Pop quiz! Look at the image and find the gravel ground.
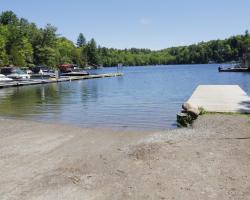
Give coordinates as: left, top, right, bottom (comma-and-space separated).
0, 114, 250, 200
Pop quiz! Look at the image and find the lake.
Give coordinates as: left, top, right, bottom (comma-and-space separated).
0, 64, 250, 131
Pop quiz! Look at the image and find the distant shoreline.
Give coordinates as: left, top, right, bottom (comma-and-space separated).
1, 10, 249, 69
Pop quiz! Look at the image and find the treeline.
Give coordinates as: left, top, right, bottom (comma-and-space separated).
0, 11, 99, 68
0, 10, 250, 68
99, 32, 250, 66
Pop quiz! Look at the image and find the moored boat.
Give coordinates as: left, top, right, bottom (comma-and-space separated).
219, 52, 250, 72
30, 66, 55, 78
0, 67, 30, 80
60, 68, 89, 76
218, 66, 250, 72
0, 74, 13, 82
59, 64, 89, 76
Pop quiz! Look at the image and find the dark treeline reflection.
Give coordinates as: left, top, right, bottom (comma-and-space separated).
0, 82, 99, 117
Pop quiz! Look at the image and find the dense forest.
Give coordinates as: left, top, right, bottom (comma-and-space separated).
0, 10, 250, 68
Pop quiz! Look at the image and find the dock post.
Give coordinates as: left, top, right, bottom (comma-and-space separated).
55, 70, 60, 81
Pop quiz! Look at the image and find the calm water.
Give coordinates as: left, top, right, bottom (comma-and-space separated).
0, 64, 250, 130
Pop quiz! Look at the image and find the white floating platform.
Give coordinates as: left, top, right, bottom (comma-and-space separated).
187, 85, 250, 114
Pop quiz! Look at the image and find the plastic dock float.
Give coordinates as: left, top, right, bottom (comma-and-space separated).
187, 85, 250, 114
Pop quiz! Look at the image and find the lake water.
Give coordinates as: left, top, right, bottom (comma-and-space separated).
0, 64, 250, 131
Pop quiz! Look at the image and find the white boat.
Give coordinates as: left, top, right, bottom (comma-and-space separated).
7, 73, 30, 80
0, 74, 13, 82
59, 65, 89, 76
60, 68, 89, 77
1, 67, 30, 80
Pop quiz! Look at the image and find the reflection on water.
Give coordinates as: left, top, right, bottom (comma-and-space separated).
0, 64, 250, 130
0, 84, 61, 116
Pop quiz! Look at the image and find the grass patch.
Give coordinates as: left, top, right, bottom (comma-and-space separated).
198, 107, 206, 115
197, 107, 250, 117
201, 111, 250, 117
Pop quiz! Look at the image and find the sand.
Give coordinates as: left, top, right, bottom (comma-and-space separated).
0, 114, 250, 200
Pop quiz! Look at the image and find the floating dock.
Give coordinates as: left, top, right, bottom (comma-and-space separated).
187, 85, 250, 114
0, 73, 123, 89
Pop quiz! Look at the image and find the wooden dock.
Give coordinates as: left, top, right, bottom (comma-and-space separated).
187, 85, 250, 114
0, 73, 123, 89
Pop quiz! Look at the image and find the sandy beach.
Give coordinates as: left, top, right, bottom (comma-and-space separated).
0, 114, 250, 200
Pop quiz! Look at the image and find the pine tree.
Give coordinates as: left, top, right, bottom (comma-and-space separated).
77, 33, 86, 47
86, 38, 99, 65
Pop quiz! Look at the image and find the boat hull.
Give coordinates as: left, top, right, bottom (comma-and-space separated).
218, 67, 250, 72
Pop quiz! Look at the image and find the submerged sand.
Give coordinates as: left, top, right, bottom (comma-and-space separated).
0, 114, 250, 200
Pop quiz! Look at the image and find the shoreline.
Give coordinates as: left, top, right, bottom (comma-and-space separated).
0, 114, 250, 199
0, 116, 175, 133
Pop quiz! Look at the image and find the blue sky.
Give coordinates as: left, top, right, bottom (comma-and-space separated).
1, 0, 250, 50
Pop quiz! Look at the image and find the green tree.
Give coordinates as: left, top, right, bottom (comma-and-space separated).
34, 24, 57, 66
36, 47, 57, 67
41, 24, 57, 47
8, 38, 33, 66
245, 30, 249, 38
86, 38, 99, 65
77, 33, 86, 47
0, 10, 18, 25
21, 38, 33, 66
56, 37, 75, 64
0, 25, 9, 66
9, 45, 25, 66
1, 10, 250, 68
